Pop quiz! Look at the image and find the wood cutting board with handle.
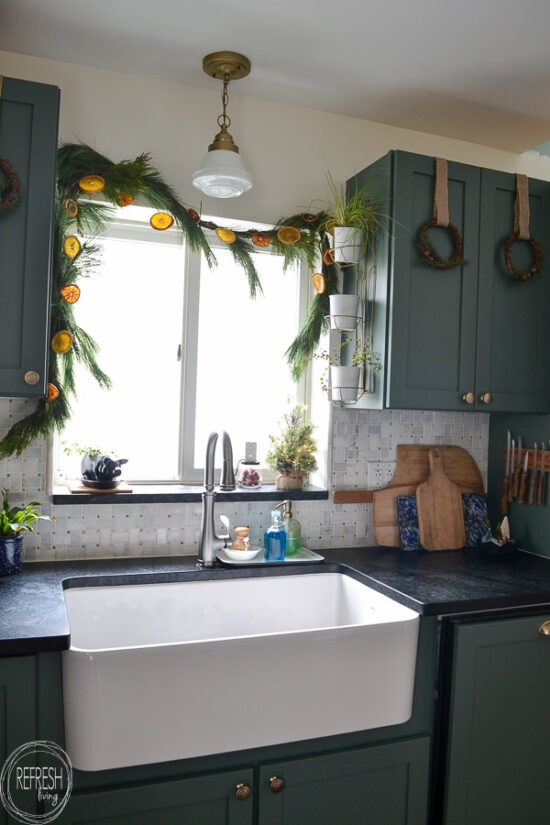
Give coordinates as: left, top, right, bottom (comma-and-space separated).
373, 484, 418, 547
416, 448, 466, 551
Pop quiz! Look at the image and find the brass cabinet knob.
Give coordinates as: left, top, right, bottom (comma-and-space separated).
24, 371, 40, 386
479, 392, 493, 405
269, 776, 285, 794
235, 783, 252, 801
539, 620, 550, 636
462, 392, 475, 405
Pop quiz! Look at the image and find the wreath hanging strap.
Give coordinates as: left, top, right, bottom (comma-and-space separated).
504, 173, 541, 282
417, 157, 468, 270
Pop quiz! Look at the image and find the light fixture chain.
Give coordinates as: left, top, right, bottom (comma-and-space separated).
217, 73, 231, 131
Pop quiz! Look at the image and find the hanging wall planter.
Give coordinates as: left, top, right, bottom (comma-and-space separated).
330, 365, 362, 403
333, 226, 364, 264
329, 294, 361, 331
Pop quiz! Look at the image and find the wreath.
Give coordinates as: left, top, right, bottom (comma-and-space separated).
417, 219, 467, 270
0, 157, 21, 217
504, 232, 542, 282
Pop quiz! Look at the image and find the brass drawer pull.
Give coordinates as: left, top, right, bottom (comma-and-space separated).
235, 783, 252, 801
479, 392, 493, 405
462, 392, 474, 405
539, 620, 550, 636
24, 370, 40, 386
269, 776, 285, 793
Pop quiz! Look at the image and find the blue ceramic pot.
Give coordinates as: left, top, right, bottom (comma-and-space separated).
0, 535, 23, 575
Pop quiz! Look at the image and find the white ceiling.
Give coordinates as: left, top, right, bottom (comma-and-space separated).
2, 0, 550, 153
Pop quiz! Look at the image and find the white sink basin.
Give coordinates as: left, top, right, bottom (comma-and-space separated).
62, 572, 419, 771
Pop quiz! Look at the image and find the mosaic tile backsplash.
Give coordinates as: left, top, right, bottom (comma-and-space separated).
0, 398, 489, 562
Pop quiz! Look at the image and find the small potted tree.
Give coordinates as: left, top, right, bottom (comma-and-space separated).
0, 488, 53, 575
266, 407, 317, 490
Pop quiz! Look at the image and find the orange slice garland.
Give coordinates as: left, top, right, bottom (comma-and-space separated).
311, 273, 326, 294
277, 226, 301, 245
60, 284, 81, 304
322, 248, 336, 266
117, 193, 134, 207
51, 330, 74, 354
46, 383, 59, 402
216, 228, 237, 244
63, 236, 81, 259
79, 175, 105, 194
63, 198, 78, 218
187, 208, 200, 223
251, 233, 271, 248
150, 212, 174, 231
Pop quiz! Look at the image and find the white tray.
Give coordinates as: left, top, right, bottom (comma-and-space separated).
216, 547, 324, 566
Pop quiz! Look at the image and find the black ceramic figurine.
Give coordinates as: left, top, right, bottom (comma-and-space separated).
81, 454, 128, 489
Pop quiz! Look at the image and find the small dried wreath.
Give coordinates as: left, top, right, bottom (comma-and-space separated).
503, 232, 542, 282
0, 157, 21, 218
417, 219, 467, 270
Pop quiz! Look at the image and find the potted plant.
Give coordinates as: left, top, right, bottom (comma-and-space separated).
0, 488, 53, 575
266, 407, 317, 490
321, 171, 384, 265
328, 336, 382, 402
63, 443, 128, 489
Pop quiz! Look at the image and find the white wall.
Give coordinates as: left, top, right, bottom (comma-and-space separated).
0, 49, 522, 559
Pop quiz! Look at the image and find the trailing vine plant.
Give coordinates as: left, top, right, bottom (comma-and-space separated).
0, 143, 348, 457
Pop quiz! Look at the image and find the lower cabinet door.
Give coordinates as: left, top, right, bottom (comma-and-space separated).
258, 737, 430, 825
443, 614, 550, 825
58, 769, 254, 825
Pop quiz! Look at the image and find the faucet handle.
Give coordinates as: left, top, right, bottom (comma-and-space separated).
219, 514, 230, 543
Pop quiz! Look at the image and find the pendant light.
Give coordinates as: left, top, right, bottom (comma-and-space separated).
192, 51, 253, 199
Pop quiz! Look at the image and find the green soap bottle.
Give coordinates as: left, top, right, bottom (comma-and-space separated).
277, 499, 301, 555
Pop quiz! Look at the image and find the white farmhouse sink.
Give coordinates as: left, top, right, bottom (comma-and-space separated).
62, 572, 419, 771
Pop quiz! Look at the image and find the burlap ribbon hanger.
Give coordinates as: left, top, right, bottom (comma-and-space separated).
433, 157, 450, 227
514, 173, 531, 240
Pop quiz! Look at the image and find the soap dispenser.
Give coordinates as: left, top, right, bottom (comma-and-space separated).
277, 499, 301, 556
264, 509, 286, 561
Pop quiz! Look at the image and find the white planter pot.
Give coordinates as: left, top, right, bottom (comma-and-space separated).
329, 294, 361, 331
333, 226, 364, 264
330, 365, 361, 402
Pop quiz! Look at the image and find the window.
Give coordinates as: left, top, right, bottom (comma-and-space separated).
54, 206, 311, 484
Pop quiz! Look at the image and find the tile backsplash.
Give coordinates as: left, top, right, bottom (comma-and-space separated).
0, 398, 489, 562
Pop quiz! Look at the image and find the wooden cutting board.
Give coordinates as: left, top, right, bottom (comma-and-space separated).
373, 484, 418, 547
391, 445, 483, 492
416, 448, 466, 551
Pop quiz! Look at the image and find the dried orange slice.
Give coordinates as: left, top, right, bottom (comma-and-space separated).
117, 192, 134, 207
302, 213, 318, 223
322, 248, 336, 266
63, 198, 78, 218
251, 233, 270, 248
187, 208, 200, 223
79, 175, 105, 193
277, 226, 301, 245
63, 236, 81, 259
60, 284, 81, 304
51, 330, 73, 354
311, 273, 326, 294
46, 383, 59, 402
150, 212, 174, 230
216, 228, 237, 244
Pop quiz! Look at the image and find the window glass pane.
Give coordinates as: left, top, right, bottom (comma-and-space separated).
193, 247, 301, 470
56, 231, 185, 481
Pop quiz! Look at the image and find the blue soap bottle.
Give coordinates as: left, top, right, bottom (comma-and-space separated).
264, 509, 286, 561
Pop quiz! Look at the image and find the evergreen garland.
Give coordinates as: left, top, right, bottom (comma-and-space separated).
0, 142, 338, 457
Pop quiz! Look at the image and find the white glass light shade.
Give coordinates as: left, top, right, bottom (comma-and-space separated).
192, 149, 253, 199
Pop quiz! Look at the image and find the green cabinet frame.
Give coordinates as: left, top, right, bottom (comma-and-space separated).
442, 612, 550, 825
345, 151, 550, 413
0, 76, 59, 397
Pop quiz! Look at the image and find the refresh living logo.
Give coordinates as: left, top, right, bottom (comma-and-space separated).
0, 741, 72, 824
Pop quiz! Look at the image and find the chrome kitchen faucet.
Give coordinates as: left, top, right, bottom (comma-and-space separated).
197, 431, 235, 567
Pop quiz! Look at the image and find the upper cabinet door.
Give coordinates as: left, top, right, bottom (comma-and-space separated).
475, 170, 550, 413
386, 152, 480, 411
0, 77, 60, 397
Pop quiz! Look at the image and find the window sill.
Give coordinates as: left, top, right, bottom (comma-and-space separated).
51, 484, 329, 506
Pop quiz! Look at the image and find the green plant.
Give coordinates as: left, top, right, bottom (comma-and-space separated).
0, 489, 53, 537
62, 442, 116, 457
317, 172, 384, 250
265, 407, 317, 476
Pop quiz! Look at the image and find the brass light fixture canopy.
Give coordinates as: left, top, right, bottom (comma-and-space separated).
202, 51, 251, 82
193, 50, 253, 198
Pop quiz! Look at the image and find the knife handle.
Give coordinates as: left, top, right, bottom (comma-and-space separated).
528, 472, 537, 505
501, 478, 509, 515
518, 471, 528, 504
537, 472, 544, 506
512, 468, 521, 499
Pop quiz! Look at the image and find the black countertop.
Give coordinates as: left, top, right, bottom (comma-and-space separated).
2, 544, 550, 656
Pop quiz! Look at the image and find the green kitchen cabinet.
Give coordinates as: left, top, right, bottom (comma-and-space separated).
440, 612, 550, 825
258, 737, 430, 825
344, 151, 550, 412
0, 76, 59, 398
59, 770, 255, 825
